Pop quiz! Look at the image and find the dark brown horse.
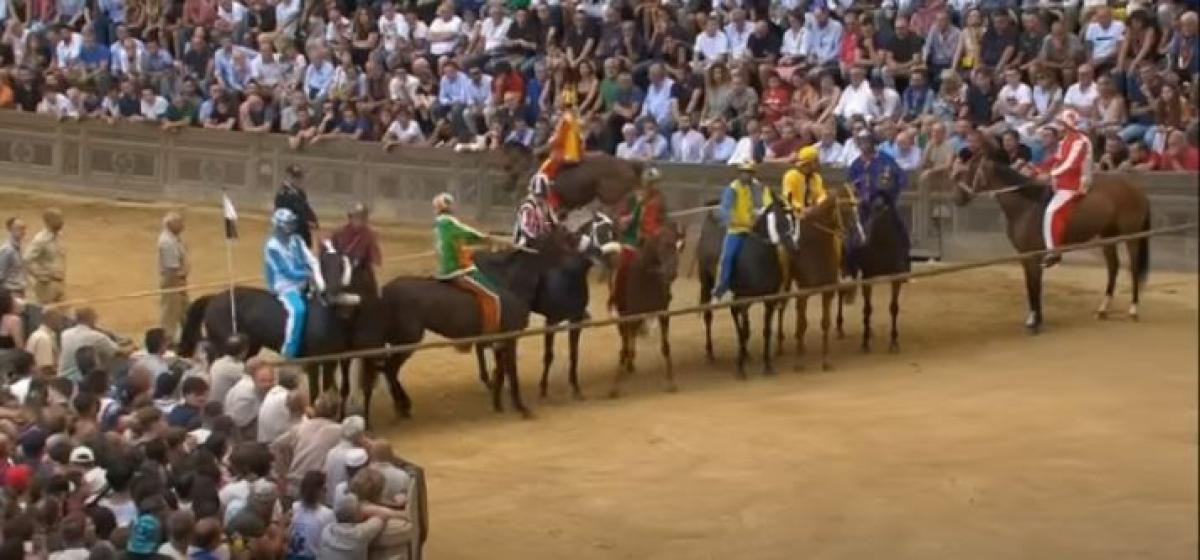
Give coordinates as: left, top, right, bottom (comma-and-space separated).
497, 143, 642, 211
952, 150, 1151, 331
780, 191, 857, 371
371, 227, 576, 421
836, 191, 911, 353
609, 223, 685, 398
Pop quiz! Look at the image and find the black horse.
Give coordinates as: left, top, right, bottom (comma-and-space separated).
178, 241, 367, 399
474, 213, 617, 400
369, 227, 576, 422
697, 196, 797, 376
837, 194, 911, 353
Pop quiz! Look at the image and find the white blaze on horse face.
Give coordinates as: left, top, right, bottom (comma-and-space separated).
323, 239, 336, 254
341, 256, 352, 287
767, 212, 781, 244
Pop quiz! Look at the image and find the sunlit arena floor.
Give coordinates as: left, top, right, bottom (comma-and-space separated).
5, 189, 1196, 560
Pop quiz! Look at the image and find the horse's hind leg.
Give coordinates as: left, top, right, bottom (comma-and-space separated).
888, 281, 902, 353
819, 290, 834, 371
1097, 245, 1119, 319
503, 342, 532, 419
762, 303, 776, 375
835, 290, 845, 339
860, 284, 874, 353
733, 307, 749, 379
539, 332, 555, 398
658, 316, 677, 392
1126, 238, 1143, 321
795, 295, 809, 359
474, 345, 491, 389
1021, 259, 1045, 333
381, 353, 413, 419
775, 297, 786, 357
610, 327, 633, 398
567, 325, 584, 400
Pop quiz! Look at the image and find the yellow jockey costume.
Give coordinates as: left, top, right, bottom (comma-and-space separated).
782, 145, 841, 271
534, 87, 583, 212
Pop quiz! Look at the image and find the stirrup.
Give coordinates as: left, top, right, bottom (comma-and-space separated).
1041, 253, 1061, 268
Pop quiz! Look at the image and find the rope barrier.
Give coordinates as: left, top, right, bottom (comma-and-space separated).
275, 221, 1198, 366
41, 203, 723, 311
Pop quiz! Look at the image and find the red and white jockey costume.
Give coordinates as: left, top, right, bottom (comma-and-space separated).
513, 192, 556, 248
1038, 109, 1093, 251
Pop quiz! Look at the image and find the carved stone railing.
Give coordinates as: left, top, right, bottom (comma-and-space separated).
0, 110, 1194, 269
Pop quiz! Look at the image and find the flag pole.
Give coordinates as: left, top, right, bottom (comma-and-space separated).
222, 190, 239, 335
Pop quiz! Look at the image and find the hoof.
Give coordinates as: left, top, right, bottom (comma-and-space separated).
793, 361, 805, 372
860, 344, 871, 354
518, 408, 535, 420
735, 369, 748, 380
763, 366, 776, 376
538, 388, 549, 399
1095, 310, 1108, 320
1129, 305, 1140, 321
1026, 324, 1041, 335
607, 389, 622, 399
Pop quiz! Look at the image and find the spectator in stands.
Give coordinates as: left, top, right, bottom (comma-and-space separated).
703, 118, 737, 164
1160, 129, 1200, 171
1083, 6, 1125, 75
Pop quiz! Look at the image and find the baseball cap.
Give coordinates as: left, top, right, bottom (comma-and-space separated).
341, 416, 366, 440
69, 446, 95, 465
345, 448, 369, 469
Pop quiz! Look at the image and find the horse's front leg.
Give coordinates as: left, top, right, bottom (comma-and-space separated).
567, 324, 584, 400
658, 316, 676, 392
539, 331, 555, 398
860, 284, 873, 353
503, 342, 532, 419
888, 281, 902, 353
1097, 245, 1119, 319
762, 302, 776, 375
1022, 259, 1044, 333
819, 290, 834, 371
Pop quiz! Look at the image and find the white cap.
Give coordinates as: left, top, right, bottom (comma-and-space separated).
69, 446, 95, 464
345, 448, 369, 469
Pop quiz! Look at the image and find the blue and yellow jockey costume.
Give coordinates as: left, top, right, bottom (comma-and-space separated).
264, 208, 324, 358
712, 161, 774, 302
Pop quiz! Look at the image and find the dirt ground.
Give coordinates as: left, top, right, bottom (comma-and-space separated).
3, 189, 1197, 560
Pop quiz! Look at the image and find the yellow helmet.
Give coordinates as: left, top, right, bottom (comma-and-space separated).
735, 160, 757, 172
795, 145, 819, 165
560, 86, 578, 107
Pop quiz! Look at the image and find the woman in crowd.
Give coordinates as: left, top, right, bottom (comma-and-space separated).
954, 8, 985, 75
700, 63, 733, 129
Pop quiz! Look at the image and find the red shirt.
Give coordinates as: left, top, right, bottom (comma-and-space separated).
760, 85, 792, 125
1161, 147, 1200, 171
493, 71, 525, 104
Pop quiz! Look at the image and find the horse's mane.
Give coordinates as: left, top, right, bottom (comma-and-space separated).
987, 156, 1046, 200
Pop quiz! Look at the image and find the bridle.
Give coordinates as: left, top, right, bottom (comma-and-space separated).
954, 154, 1025, 198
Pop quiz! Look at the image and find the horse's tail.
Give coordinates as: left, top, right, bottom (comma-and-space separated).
178, 294, 213, 357
1135, 209, 1151, 286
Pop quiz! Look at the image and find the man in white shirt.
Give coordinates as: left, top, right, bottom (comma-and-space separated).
633, 120, 669, 160
671, 114, 706, 163
428, 2, 463, 57
58, 308, 121, 381
1083, 7, 1124, 71
1062, 63, 1099, 131
724, 9, 752, 59
52, 26, 83, 68
693, 17, 729, 67
832, 66, 875, 124
224, 358, 276, 440
780, 12, 807, 64
216, 0, 249, 42
815, 123, 844, 168
207, 335, 248, 405
388, 65, 419, 103
478, 4, 511, 56
257, 373, 304, 443
870, 79, 901, 122
25, 309, 63, 376
382, 108, 425, 149
992, 66, 1033, 133
136, 86, 169, 121
275, 0, 301, 40
377, 1, 410, 55
37, 89, 80, 120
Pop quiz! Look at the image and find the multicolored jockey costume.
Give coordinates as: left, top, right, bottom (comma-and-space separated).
531, 87, 583, 212
782, 144, 841, 268
1036, 108, 1093, 268
432, 193, 501, 333
712, 161, 774, 302
847, 131, 907, 245
264, 208, 324, 358
512, 182, 557, 249
610, 167, 666, 313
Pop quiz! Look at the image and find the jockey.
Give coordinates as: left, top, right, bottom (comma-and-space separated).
782, 144, 839, 272
263, 208, 325, 359
513, 178, 558, 249
609, 167, 666, 314
712, 161, 774, 303
432, 193, 502, 333
533, 86, 583, 214
847, 130, 907, 238
1035, 108, 1093, 268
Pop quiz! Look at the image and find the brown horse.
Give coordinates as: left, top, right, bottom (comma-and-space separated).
497, 143, 642, 211
780, 192, 857, 371
952, 149, 1151, 331
610, 224, 685, 398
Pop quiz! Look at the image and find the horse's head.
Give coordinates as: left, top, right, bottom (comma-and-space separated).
498, 142, 535, 193
752, 197, 798, 254
642, 222, 685, 285
576, 212, 619, 258
317, 240, 361, 307
525, 222, 578, 265
951, 146, 1038, 206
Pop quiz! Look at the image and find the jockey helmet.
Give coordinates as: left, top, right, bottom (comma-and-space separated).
432, 193, 455, 212
1055, 108, 1081, 131
284, 164, 304, 179
794, 145, 819, 165
735, 160, 757, 173
271, 208, 298, 228
347, 202, 368, 217
529, 173, 551, 197
641, 167, 662, 185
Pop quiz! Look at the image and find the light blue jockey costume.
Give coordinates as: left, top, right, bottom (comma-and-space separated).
846, 133, 908, 248
264, 208, 324, 358
712, 161, 774, 301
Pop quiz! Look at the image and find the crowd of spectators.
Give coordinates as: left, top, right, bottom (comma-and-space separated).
0, 285, 426, 558
0, 0, 1197, 172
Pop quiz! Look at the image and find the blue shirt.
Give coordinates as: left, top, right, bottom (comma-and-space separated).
848, 151, 906, 216
79, 43, 110, 68
465, 75, 492, 107
264, 234, 312, 294
99, 0, 126, 23
901, 86, 931, 121
639, 78, 675, 127
803, 19, 842, 65
303, 61, 334, 98
438, 72, 472, 106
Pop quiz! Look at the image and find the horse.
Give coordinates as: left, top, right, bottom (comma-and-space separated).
609, 223, 686, 398
780, 192, 857, 371
496, 143, 642, 211
836, 189, 911, 353
178, 241, 365, 400
697, 197, 797, 376
473, 213, 618, 400
370, 227, 576, 421
952, 149, 1151, 331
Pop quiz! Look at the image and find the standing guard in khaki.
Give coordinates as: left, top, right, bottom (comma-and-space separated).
158, 211, 189, 342
24, 208, 66, 305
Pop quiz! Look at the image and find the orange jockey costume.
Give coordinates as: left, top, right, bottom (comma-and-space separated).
1037, 108, 1093, 267
534, 87, 583, 212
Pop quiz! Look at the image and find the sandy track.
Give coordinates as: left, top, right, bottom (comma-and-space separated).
3, 190, 1196, 559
